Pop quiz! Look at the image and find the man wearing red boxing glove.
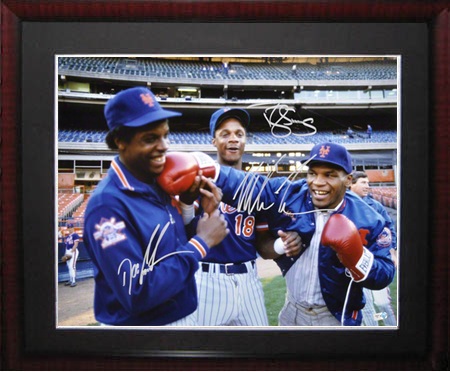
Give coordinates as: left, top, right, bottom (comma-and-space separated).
156, 151, 219, 196
321, 213, 374, 282
83, 87, 229, 326
157, 142, 396, 326
159, 108, 301, 326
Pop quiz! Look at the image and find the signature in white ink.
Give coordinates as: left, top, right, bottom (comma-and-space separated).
248, 102, 317, 138
117, 222, 194, 295
233, 166, 274, 214
232, 154, 333, 217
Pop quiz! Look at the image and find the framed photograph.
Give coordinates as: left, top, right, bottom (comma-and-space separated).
2, 2, 447, 370
55, 53, 400, 332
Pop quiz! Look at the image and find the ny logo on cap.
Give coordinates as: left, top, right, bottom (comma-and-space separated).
140, 93, 155, 107
319, 145, 331, 158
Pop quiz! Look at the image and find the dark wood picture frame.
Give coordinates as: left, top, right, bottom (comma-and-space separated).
1, 2, 447, 370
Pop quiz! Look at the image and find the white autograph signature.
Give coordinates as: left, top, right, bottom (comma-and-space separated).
117, 221, 193, 295
248, 102, 317, 138
233, 154, 332, 217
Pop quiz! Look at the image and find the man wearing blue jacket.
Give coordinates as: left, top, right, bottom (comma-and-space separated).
157, 142, 396, 326
350, 171, 397, 326
219, 143, 396, 326
83, 87, 228, 326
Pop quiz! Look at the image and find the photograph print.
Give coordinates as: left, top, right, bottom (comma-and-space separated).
56, 55, 399, 329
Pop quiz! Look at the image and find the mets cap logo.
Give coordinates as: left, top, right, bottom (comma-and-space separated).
319, 145, 331, 158
140, 93, 155, 107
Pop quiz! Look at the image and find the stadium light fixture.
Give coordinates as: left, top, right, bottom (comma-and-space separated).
177, 87, 197, 92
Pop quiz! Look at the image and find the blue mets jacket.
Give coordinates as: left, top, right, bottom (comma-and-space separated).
83, 157, 209, 326
362, 194, 397, 249
215, 166, 396, 325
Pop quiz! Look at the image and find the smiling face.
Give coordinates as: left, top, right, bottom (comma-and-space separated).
116, 120, 170, 183
212, 117, 247, 169
351, 176, 371, 198
306, 163, 352, 210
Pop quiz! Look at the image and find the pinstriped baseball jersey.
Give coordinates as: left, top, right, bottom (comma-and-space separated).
361, 288, 379, 326
194, 201, 269, 326
195, 262, 268, 326
285, 210, 330, 308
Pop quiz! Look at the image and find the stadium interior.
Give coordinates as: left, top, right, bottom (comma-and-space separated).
57, 56, 398, 280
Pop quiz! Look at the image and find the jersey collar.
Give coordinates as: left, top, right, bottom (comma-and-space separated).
110, 156, 160, 194
111, 157, 135, 191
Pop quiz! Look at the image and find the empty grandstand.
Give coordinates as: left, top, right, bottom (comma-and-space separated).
58, 56, 397, 85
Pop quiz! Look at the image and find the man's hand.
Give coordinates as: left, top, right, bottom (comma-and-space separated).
199, 176, 222, 215
179, 173, 203, 205
196, 209, 229, 248
256, 230, 302, 259
276, 230, 302, 257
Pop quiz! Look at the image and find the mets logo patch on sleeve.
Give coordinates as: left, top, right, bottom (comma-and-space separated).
94, 217, 127, 248
376, 227, 392, 248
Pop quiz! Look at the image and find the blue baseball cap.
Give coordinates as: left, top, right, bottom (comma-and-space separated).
67, 223, 74, 228
104, 87, 181, 130
305, 142, 353, 174
209, 108, 250, 137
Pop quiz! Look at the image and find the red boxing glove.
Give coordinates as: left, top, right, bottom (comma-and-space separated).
321, 214, 374, 282
156, 152, 218, 195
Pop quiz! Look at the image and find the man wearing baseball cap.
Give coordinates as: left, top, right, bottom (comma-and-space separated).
178, 108, 301, 326
83, 87, 229, 326
158, 141, 396, 326
213, 141, 396, 326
